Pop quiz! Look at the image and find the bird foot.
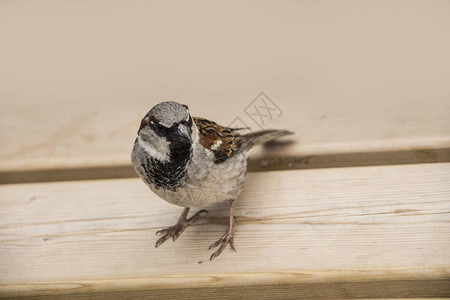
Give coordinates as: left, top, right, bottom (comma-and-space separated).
209, 227, 236, 260
155, 209, 207, 248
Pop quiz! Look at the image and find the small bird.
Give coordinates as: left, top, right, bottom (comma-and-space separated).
131, 101, 292, 260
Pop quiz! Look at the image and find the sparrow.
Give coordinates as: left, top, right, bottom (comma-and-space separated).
131, 101, 292, 260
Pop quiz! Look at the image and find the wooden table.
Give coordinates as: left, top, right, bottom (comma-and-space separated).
1, 1, 449, 299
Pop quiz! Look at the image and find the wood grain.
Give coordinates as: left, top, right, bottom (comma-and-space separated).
1, 0, 450, 181
1, 163, 449, 298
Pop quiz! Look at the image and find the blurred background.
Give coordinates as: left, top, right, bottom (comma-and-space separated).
1, 0, 449, 181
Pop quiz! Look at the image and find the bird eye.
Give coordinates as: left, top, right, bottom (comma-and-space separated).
152, 122, 167, 134
180, 117, 192, 127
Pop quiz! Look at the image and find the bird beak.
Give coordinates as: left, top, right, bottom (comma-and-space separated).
175, 123, 193, 144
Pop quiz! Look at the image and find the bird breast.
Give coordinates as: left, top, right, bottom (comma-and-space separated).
152, 146, 248, 208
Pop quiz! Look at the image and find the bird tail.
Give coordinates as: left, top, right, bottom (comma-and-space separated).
241, 129, 293, 150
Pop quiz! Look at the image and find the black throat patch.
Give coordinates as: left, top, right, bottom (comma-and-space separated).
141, 143, 192, 192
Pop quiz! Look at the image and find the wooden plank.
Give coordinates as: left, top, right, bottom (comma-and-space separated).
1, 0, 450, 181
2, 282, 450, 300
1, 163, 449, 299
1, 148, 449, 184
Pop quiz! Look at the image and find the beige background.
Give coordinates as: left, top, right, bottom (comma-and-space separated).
1, 0, 449, 171
1, 2, 450, 297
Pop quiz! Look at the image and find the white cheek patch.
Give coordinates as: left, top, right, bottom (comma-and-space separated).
210, 139, 222, 150
191, 123, 200, 150
138, 136, 170, 162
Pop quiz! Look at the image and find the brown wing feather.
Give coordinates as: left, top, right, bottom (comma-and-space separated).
193, 117, 243, 164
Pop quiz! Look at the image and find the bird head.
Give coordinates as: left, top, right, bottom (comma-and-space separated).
137, 101, 195, 161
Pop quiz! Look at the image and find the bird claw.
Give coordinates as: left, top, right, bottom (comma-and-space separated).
209, 228, 235, 260
155, 223, 186, 248
155, 209, 208, 248
155, 227, 171, 236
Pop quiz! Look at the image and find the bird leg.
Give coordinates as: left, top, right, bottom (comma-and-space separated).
209, 199, 236, 260
155, 207, 207, 248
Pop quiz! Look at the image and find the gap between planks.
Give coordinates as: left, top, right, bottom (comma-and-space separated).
0, 147, 449, 184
